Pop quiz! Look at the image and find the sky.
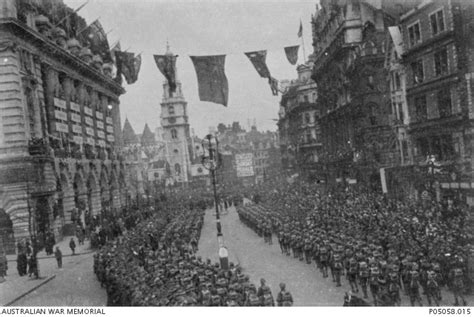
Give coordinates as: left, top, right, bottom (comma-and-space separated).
64, 0, 317, 138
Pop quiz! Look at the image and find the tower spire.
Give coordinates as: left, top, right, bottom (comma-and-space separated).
166, 39, 171, 55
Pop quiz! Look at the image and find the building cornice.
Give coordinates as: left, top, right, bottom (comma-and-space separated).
0, 18, 125, 96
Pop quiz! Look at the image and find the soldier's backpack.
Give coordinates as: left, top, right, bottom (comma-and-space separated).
201, 289, 211, 305
262, 293, 273, 306
248, 294, 260, 306
320, 247, 328, 262
281, 291, 293, 306
211, 295, 221, 306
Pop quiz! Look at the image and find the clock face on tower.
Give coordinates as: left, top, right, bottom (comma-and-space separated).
168, 117, 176, 124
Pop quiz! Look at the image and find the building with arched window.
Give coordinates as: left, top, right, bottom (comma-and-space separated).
0, 0, 128, 251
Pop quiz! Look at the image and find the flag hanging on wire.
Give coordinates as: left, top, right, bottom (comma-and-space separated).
78, 19, 112, 63
115, 51, 140, 84
284, 45, 299, 65
153, 54, 178, 94
297, 20, 303, 38
190, 55, 228, 107
244, 50, 271, 78
269, 77, 279, 96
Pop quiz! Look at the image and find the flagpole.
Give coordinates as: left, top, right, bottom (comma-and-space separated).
53, 0, 89, 28
300, 19, 307, 64
76, 17, 100, 36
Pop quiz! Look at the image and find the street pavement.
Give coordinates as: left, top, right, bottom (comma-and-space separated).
197, 202, 474, 306
1, 237, 105, 306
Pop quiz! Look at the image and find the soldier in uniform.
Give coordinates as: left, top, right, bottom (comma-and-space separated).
304, 237, 312, 264
333, 252, 344, 287
450, 266, 468, 306
276, 282, 294, 306
388, 272, 401, 306
358, 261, 369, 299
319, 243, 329, 278
426, 269, 441, 306
408, 269, 423, 306
257, 278, 275, 306
347, 257, 359, 293
369, 265, 380, 305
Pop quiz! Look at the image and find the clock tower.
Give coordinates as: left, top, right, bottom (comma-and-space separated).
160, 44, 191, 184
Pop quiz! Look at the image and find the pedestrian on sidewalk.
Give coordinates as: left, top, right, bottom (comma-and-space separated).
55, 246, 63, 268
69, 237, 76, 255
28, 254, 38, 278
0, 251, 7, 282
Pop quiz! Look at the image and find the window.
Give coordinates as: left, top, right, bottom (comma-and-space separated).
437, 88, 452, 118
171, 129, 178, 139
398, 102, 405, 123
174, 163, 181, 175
430, 9, 445, 35
305, 113, 311, 124
408, 22, 421, 46
434, 48, 448, 76
413, 95, 427, 122
304, 95, 309, 103
411, 59, 424, 84
168, 105, 175, 115
394, 73, 401, 90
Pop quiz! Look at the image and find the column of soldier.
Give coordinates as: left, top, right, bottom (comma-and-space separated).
94, 190, 294, 306
237, 180, 470, 306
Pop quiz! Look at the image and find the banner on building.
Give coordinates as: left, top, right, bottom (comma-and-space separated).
115, 51, 141, 84
153, 54, 178, 94
78, 19, 112, 63
244, 50, 271, 78
284, 45, 299, 65
190, 55, 229, 107
235, 153, 254, 177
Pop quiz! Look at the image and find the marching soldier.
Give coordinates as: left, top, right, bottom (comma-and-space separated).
450, 266, 468, 306
333, 252, 344, 287
320, 243, 329, 278
276, 283, 294, 306
408, 268, 423, 306
347, 257, 359, 293
426, 269, 441, 306
388, 272, 401, 306
359, 261, 369, 299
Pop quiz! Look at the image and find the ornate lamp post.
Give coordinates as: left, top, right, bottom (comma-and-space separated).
201, 134, 229, 270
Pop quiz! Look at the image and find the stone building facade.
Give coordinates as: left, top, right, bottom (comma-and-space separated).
0, 0, 126, 252
278, 61, 321, 180
385, 0, 474, 206
310, 0, 406, 188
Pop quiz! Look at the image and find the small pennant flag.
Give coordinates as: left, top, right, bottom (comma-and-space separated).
284, 45, 299, 65
153, 54, 178, 94
244, 50, 271, 78
298, 20, 303, 38
190, 55, 228, 107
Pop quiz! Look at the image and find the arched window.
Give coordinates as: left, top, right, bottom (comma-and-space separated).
171, 129, 178, 139
168, 105, 175, 115
174, 163, 181, 175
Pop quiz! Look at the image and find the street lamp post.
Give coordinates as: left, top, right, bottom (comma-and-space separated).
201, 134, 229, 270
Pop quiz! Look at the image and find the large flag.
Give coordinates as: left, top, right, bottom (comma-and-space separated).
153, 54, 178, 94
115, 51, 140, 84
78, 20, 112, 63
244, 50, 271, 78
284, 45, 299, 65
190, 55, 228, 107
297, 20, 303, 38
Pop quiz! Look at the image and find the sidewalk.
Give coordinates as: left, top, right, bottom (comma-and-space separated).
1, 236, 93, 306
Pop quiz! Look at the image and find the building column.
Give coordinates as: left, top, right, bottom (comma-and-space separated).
89, 190, 101, 217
